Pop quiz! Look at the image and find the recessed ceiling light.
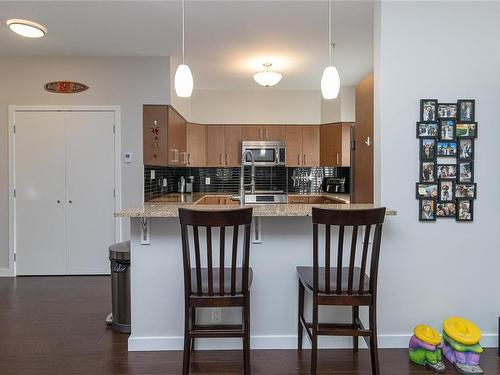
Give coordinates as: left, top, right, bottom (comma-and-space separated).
6, 19, 47, 38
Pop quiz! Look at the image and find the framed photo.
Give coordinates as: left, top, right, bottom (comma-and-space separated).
420, 99, 438, 122
438, 180, 454, 202
439, 120, 456, 141
417, 122, 438, 138
419, 199, 436, 221
456, 200, 473, 222
420, 161, 436, 183
436, 141, 457, 156
437, 202, 456, 218
436, 164, 457, 180
455, 183, 477, 199
458, 139, 474, 160
458, 161, 473, 182
416, 183, 438, 199
420, 138, 436, 160
456, 122, 478, 138
437, 103, 458, 119
457, 99, 475, 122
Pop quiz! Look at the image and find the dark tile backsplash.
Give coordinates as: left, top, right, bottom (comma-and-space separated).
144, 165, 349, 201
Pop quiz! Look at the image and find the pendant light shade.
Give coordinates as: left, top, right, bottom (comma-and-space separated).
321, 0, 340, 99
174, 0, 193, 97
253, 63, 282, 87
321, 66, 340, 100
174, 64, 193, 97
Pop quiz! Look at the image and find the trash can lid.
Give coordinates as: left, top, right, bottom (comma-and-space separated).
109, 240, 130, 261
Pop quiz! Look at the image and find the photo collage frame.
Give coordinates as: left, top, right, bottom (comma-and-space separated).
416, 99, 477, 222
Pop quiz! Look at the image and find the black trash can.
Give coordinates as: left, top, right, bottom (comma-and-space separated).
108, 241, 131, 333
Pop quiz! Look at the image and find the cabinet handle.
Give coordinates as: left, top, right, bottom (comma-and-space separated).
226, 154, 229, 165
220, 153, 223, 165
187, 153, 191, 165
57, 200, 61, 203
182, 152, 188, 164
259, 128, 264, 140
172, 149, 179, 162
336, 153, 339, 165
265, 128, 269, 140
69, 200, 73, 204
297, 154, 300, 165
303, 154, 307, 165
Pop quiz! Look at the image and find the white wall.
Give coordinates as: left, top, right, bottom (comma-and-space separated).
0, 56, 170, 271
190, 89, 322, 124
375, 1, 500, 346
320, 86, 356, 123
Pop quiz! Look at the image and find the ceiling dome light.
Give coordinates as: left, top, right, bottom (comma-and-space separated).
6, 19, 47, 38
253, 63, 282, 87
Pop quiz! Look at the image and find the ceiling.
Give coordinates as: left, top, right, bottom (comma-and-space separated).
0, 1, 374, 90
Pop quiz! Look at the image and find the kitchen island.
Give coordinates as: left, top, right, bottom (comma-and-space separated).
115, 193, 396, 351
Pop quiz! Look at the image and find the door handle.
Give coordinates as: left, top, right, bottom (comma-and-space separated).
365, 137, 371, 146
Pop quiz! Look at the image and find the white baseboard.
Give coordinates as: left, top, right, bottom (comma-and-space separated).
0, 268, 14, 277
129, 333, 499, 352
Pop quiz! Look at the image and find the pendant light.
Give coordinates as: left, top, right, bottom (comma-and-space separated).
253, 63, 283, 87
174, 0, 193, 97
321, 0, 340, 99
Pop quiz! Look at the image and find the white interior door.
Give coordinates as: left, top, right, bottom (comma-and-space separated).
65, 111, 116, 274
15, 112, 68, 275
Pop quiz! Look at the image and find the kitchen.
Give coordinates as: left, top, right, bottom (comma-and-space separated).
1, 1, 500, 375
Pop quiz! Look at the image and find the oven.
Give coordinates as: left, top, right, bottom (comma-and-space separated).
241, 141, 286, 166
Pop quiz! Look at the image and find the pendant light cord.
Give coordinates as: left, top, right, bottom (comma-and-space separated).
182, 0, 185, 64
328, 0, 332, 66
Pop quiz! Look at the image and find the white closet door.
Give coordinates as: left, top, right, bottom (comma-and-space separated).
15, 112, 68, 275
65, 111, 116, 274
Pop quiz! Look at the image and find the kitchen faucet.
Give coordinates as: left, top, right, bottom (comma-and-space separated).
232, 149, 256, 205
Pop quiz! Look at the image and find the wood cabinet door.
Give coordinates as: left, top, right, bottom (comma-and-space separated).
143, 105, 168, 166
302, 125, 320, 166
167, 107, 187, 165
340, 123, 352, 166
186, 123, 206, 167
242, 125, 262, 141
285, 126, 303, 167
206, 126, 226, 166
288, 196, 309, 204
265, 126, 286, 141
224, 126, 242, 166
320, 124, 335, 166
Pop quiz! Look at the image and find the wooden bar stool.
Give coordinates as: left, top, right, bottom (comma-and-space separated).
297, 207, 386, 375
179, 207, 253, 375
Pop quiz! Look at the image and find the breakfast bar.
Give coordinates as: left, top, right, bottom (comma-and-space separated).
115, 194, 396, 352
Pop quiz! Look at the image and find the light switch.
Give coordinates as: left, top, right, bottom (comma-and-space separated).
123, 152, 133, 163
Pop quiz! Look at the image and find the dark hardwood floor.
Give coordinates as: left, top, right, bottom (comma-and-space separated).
0, 276, 498, 374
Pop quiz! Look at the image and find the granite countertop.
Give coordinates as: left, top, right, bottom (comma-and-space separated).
115, 193, 397, 218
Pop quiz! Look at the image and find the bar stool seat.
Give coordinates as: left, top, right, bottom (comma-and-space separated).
190, 267, 253, 295
296, 266, 370, 294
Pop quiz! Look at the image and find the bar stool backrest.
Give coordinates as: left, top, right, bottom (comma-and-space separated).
311, 207, 386, 295
179, 208, 253, 297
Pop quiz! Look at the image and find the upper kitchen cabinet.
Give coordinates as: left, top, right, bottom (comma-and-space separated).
320, 123, 351, 167
206, 125, 242, 167
143, 105, 187, 166
285, 126, 320, 167
143, 105, 168, 166
186, 123, 206, 167
242, 125, 285, 141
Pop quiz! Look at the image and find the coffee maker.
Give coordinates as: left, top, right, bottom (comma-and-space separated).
321, 177, 349, 193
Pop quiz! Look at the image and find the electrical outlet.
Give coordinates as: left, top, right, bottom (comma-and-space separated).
150, 170, 155, 180
211, 308, 222, 323
163, 178, 168, 187
205, 177, 211, 185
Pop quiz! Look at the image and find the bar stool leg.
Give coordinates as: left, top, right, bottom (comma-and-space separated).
182, 306, 191, 375
310, 296, 318, 375
352, 306, 359, 352
191, 307, 196, 352
243, 294, 251, 374
298, 280, 305, 351
369, 305, 380, 375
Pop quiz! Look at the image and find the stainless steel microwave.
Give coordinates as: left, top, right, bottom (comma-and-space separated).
241, 141, 286, 166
